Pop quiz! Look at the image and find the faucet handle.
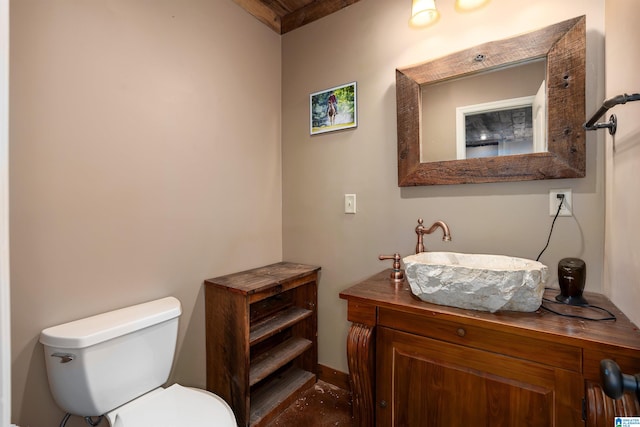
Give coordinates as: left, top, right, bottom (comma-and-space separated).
379, 254, 404, 283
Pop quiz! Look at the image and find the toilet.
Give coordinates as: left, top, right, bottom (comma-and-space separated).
39, 297, 237, 427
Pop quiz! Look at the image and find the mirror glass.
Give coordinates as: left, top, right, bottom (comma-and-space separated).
421, 59, 546, 162
397, 16, 586, 186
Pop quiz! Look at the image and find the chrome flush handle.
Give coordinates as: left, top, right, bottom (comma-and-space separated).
51, 352, 76, 363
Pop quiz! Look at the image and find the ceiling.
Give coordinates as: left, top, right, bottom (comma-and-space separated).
233, 0, 361, 34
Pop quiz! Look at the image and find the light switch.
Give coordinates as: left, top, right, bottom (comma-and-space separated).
344, 194, 356, 214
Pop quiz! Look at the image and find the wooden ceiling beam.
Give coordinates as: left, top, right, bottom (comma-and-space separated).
281, 0, 360, 34
232, 0, 283, 33
233, 0, 360, 34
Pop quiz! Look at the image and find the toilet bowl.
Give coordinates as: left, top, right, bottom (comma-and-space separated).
39, 297, 236, 426
107, 384, 235, 427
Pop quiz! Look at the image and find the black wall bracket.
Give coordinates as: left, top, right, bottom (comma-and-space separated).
584, 93, 640, 136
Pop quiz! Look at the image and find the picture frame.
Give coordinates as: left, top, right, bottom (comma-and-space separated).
310, 81, 357, 135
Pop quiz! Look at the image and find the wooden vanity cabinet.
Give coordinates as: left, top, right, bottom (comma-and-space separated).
340, 270, 640, 427
205, 262, 320, 427
376, 320, 582, 426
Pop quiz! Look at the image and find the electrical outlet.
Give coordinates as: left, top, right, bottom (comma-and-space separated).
549, 189, 572, 216
344, 194, 356, 214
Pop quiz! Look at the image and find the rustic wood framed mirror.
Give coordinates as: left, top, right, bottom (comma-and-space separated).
396, 16, 585, 186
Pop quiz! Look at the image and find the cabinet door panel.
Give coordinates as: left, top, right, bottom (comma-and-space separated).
377, 327, 582, 427
393, 349, 552, 426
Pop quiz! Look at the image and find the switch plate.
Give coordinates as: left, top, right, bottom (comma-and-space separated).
344, 194, 356, 214
549, 189, 572, 216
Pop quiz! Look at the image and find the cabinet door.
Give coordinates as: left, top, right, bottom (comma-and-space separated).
376, 327, 583, 427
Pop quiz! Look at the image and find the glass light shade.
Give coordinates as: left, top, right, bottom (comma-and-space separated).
410, 0, 439, 27
455, 0, 490, 12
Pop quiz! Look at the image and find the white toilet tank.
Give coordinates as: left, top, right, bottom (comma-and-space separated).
39, 297, 182, 417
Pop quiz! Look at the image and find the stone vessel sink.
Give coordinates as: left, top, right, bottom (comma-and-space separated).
403, 252, 548, 313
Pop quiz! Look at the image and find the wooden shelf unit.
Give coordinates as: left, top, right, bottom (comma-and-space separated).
205, 262, 320, 427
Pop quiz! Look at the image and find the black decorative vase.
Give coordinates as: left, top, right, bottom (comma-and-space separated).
556, 257, 588, 306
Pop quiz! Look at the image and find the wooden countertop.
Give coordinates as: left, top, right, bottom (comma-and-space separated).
340, 269, 640, 353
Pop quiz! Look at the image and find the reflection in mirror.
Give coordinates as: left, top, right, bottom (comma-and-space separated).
458, 93, 541, 159
397, 16, 586, 186
422, 60, 546, 162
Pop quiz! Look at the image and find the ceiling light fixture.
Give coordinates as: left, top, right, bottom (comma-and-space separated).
455, 0, 491, 12
410, 0, 490, 28
410, 0, 440, 28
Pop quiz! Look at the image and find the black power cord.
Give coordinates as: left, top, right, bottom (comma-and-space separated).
534, 193, 617, 322
536, 194, 564, 262
540, 293, 617, 321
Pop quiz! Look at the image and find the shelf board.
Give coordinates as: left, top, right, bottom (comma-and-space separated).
250, 306, 312, 346
249, 336, 312, 387
250, 366, 316, 427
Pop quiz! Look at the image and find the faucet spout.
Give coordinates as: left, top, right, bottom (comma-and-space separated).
415, 218, 452, 254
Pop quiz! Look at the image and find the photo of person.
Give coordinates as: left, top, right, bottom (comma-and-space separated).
310, 82, 357, 135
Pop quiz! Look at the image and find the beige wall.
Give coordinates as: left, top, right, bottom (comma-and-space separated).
9, 1, 282, 426
282, 0, 606, 374
604, 0, 640, 326
1, 0, 9, 424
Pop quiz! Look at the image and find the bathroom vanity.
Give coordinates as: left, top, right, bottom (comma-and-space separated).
340, 269, 640, 426
205, 262, 320, 427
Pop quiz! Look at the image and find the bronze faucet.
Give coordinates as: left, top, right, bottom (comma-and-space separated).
415, 218, 451, 253
379, 253, 404, 283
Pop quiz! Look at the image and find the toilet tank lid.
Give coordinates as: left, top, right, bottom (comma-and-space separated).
39, 297, 182, 349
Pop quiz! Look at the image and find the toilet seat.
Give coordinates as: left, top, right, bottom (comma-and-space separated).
106, 384, 236, 427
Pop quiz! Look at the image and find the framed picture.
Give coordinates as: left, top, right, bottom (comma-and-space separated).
310, 81, 357, 135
